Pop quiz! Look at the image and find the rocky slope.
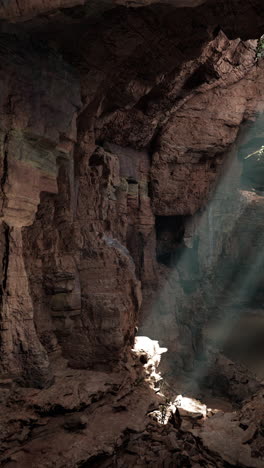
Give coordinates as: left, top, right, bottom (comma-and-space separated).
1, 0, 264, 466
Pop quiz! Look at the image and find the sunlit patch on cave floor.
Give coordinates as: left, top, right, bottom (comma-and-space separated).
133, 336, 221, 426
140, 114, 264, 406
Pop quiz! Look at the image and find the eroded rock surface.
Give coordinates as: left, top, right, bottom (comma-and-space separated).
1, 0, 264, 465
1, 337, 263, 468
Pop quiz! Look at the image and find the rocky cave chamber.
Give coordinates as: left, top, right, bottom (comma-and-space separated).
1, 1, 264, 467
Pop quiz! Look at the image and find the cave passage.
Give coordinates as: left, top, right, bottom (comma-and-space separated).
155, 215, 187, 266
1, 2, 264, 467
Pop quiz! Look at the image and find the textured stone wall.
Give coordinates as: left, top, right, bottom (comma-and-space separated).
1, 1, 264, 467
0, 0, 264, 389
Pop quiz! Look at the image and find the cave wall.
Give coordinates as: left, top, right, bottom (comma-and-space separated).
0, 0, 264, 388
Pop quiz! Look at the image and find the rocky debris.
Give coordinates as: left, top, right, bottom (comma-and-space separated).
87, 389, 264, 468
1, 335, 263, 468
63, 414, 88, 432
200, 351, 263, 404
0, 351, 153, 467
197, 406, 264, 468
0, 0, 264, 466
0, 337, 169, 467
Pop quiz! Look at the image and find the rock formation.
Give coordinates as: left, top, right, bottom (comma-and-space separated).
1, 0, 264, 466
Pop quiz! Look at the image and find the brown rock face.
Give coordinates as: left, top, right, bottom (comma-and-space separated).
1, 0, 264, 466
0, 0, 208, 21
0, 36, 81, 386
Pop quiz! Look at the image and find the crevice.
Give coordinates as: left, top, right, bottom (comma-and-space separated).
77, 453, 110, 468
14, 0, 22, 16
2, 223, 10, 292
1, 133, 9, 198
147, 125, 162, 165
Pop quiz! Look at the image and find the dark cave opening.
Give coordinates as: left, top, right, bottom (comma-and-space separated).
183, 63, 219, 90
155, 215, 187, 267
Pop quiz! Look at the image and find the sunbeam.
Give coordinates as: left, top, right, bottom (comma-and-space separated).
141, 112, 264, 403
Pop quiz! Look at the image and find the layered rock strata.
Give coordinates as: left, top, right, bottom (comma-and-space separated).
0, 0, 264, 465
